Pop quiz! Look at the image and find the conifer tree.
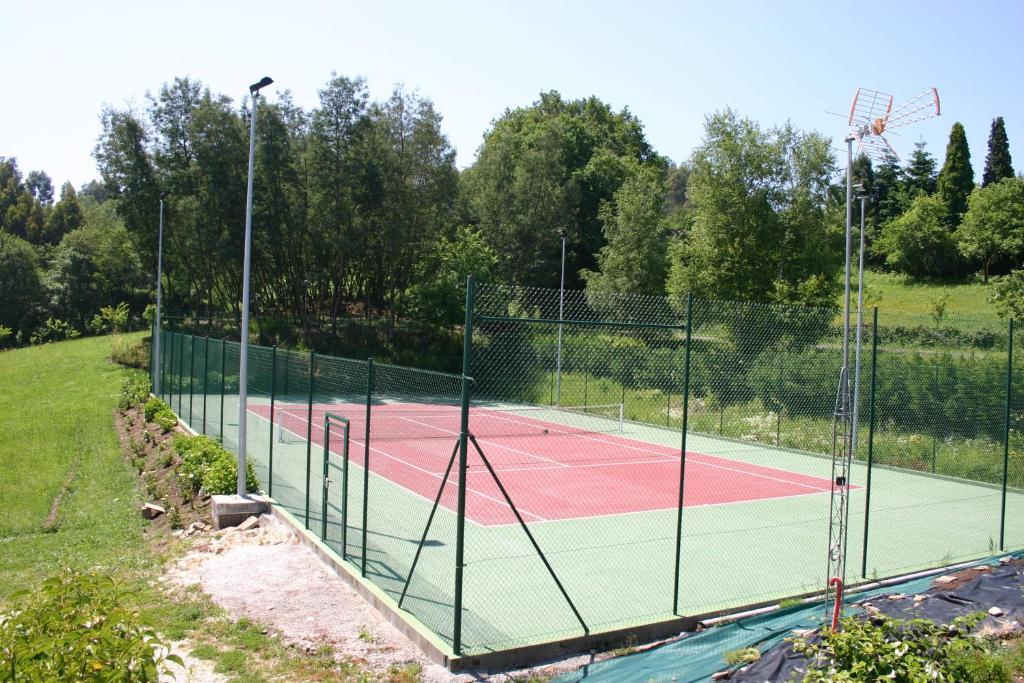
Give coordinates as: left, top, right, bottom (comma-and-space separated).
936, 122, 974, 227
982, 116, 1014, 186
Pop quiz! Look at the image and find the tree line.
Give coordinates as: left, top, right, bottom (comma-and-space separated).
1, 72, 1019, 352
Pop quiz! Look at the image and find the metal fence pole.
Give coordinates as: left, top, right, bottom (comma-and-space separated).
188, 333, 195, 424
202, 335, 209, 435
220, 338, 226, 438
362, 357, 374, 578
305, 351, 316, 529
673, 292, 693, 615
1000, 318, 1014, 551
454, 275, 476, 655
177, 333, 185, 415
268, 346, 277, 498
861, 307, 879, 578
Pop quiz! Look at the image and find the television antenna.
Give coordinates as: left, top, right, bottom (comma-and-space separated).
825, 86, 940, 630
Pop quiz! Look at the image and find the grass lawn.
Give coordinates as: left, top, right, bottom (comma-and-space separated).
0, 333, 151, 597
852, 269, 998, 319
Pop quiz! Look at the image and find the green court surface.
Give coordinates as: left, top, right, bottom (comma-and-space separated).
172, 388, 1024, 655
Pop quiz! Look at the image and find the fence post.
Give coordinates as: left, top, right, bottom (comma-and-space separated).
1000, 318, 1014, 551
861, 307, 879, 578
583, 346, 589, 407
776, 352, 783, 447
202, 335, 209, 435
932, 362, 939, 474
220, 338, 226, 438
177, 333, 185, 415
673, 292, 693, 615
163, 331, 171, 403
362, 357, 374, 578
305, 351, 316, 529
188, 334, 195, 424
268, 346, 277, 498
454, 275, 476, 656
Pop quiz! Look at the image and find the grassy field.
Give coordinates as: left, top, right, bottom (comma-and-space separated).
853, 269, 997, 319
0, 333, 151, 596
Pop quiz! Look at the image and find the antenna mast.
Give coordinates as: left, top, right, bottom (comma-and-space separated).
826, 86, 940, 627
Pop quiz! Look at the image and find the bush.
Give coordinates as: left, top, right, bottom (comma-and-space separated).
118, 375, 151, 411
111, 337, 149, 369
30, 318, 80, 345
0, 570, 181, 680
201, 453, 259, 496
173, 435, 223, 494
153, 408, 177, 433
144, 397, 168, 422
789, 613, 996, 682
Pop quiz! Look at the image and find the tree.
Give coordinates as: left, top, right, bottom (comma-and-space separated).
665, 110, 839, 307
462, 91, 664, 288
40, 182, 83, 244
957, 177, 1024, 282
582, 163, 669, 298
26, 171, 54, 205
0, 232, 44, 340
403, 226, 498, 329
903, 140, 937, 198
983, 117, 1014, 186
990, 269, 1024, 320
875, 194, 959, 276
936, 122, 974, 226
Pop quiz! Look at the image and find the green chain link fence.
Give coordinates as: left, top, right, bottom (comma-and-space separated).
154, 281, 1024, 656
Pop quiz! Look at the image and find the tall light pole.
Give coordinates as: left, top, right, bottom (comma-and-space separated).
555, 228, 567, 406
154, 197, 164, 395
237, 75, 273, 497
851, 185, 868, 447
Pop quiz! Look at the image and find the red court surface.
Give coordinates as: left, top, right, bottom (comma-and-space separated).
248, 402, 841, 526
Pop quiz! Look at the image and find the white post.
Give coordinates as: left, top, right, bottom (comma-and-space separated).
237, 90, 260, 496
556, 230, 566, 406
154, 199, 164, 395
852, 195, 867, 446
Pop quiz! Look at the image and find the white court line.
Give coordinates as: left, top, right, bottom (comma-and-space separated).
479, 411, 833, 492
262, 408, 549, 523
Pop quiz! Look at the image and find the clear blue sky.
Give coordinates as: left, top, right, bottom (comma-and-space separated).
3, 0, 1022, 188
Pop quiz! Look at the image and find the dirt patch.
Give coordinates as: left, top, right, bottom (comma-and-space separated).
931, 558, 1024, 592
41, 455, 80, 531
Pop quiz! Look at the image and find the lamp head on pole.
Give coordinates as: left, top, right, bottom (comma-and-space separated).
249, 76, 274, 96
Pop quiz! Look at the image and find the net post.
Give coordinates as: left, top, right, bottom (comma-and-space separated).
362, 357, 374, 578
219, 337, 226, 438
188, 334, 195, 424
268, 345, 277, 498
1000, 318, 1013, 551
305, 351, 316, 530
454, 275, 475, 656
202, 335, 209, 435
861, 307, 879, 578
673, 292, 693, 616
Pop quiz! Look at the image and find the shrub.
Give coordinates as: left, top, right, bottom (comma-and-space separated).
174, 435, 223, 494
0, 324, 12, 349
30, 318, 80, 344
0, 571, 181, 680
201, 453, 259, 496
143, 397, 167, 422
118, 375, 151, 411
154, 408, 177, 433
111, 337, 148, 369
789, 613, 995, 682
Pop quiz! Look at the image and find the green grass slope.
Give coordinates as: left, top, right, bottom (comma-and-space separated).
852, 270, 997, 318
0, 333, 149, 598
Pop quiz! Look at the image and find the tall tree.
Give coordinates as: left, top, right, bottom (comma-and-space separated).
957, 177, 1024, 282
936, 121, 974, 227
903, 140, 937, 198
666, 111, 838, 307
875, 193, 959, 276
0, 232, 43, 339
26, 171, 54, 205
983, 116, 1014, 186
40, 182, 83, 244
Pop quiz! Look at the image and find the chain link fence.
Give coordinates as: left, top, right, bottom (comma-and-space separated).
154, 285, 1023, 656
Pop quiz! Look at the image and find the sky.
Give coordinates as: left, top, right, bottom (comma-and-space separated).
3, 0, 1023, 189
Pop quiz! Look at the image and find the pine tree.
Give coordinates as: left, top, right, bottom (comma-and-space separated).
982, 116, 1014, 186
903, 141, 937, 198
936, 122, 974, 227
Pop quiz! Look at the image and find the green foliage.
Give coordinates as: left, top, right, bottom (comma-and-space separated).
876, 194, 960, 276
200, 453, 259, 496
0, 326, 12, 350
789, 613, 996, 682
403, 226, 498, 328
937, 122, 975, 227
0, 571, 181, 680
0, 233, 43, 341
173, 435, 224, 494
957, 177, 1024, 282
143, 397, 168, 422
153, 408, 176, 433
990, 270, 1024, 320
666, 110, 839, 308
904, 140, 938, 199
90, 301, 131, 335
983, 116, 1014, 187
30, 318, 80, 345
724, 647, 761, 666
118, 374, 151, 411
110, 336, 148, 368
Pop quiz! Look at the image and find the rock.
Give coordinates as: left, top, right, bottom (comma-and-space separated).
989, 606, 1005, 617
711, 671, 731, 681
190, 520, 209, 532
141, 503, 165, 520
237, 515, 260, 532
913, 595, 927, 604
887, 593, 907, 601
934, 575, 957, 585
1000, 556, 1013, 564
